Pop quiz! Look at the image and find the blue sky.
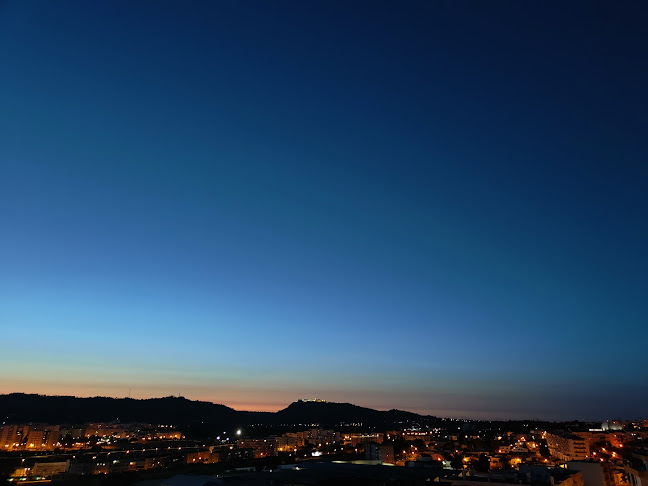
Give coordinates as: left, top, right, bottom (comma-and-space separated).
1, 1, 647, 420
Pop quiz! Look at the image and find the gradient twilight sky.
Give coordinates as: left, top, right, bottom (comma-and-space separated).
1, 1, 647, 421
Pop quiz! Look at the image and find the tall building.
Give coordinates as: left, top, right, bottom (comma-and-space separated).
26, 425, 60, 450
546, 432, 590, 461
0, 425, 20, 449
0, 425, 59, 450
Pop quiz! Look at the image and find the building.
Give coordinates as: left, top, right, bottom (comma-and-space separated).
0, 425, 20, 448
59, 427, 85, 440
186, 451, 217, 464
602, 422, 623, 432
546, 432, 591, 461
296, 429, 340, 446
26, 425, 60, 450
0, 424, 59, 450
343, 433, 382, 446
31, 461, 70, 478
567, 460, 616, 486
625, 451, 648, 486
237, 438, 276, 458
212, 446, 254, 462
451, 468, 584, 486
276, 434, 304, 451
365, 442, 395, 464
575, 431, 625, 449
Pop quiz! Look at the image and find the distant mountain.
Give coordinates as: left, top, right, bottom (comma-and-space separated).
0, 393, 237, 427
274, 400, 424, 426
0, 394, 436, 434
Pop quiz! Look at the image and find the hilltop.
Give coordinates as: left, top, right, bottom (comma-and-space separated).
0, 394, 576, 437
0, 393, 434, 434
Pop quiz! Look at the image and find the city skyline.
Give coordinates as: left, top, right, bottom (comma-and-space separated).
1, 1, 647, 422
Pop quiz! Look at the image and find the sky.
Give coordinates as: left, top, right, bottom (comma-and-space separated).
1, 1, 647, 421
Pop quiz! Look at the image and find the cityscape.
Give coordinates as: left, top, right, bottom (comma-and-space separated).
1, 0, 647, 485
1, 395, 647, 485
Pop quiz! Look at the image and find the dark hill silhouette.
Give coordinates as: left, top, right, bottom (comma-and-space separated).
275, 400, 422, 426
0, 394, 578, 436
0, 394, 434, 433
0, 393, 237, 428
